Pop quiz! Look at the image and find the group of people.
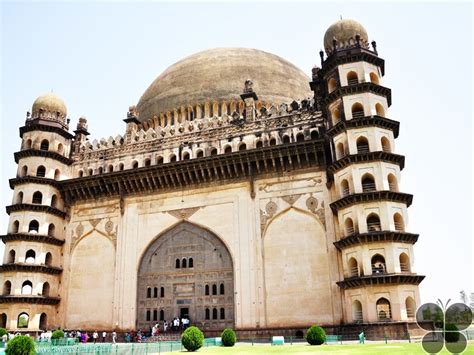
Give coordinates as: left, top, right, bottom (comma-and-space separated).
39, 330, 118, 344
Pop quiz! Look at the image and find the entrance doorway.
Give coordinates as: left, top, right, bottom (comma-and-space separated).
180, 308, 189, 319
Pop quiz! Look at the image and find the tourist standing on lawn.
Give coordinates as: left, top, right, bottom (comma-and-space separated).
102, 331, 106, 342
112, 330, 117, 344
93, 331, 98, 343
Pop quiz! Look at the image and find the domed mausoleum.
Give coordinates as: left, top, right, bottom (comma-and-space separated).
1, 19, 423, 340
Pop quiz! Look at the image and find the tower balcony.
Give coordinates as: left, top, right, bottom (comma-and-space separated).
328, 151, 405, 174
330, 191, 413, 213
6, 204, 66, 218
333, 231, 419, 250
321, 82, 392, 106
0, 264, 62, 275
9, 176, 61, 190
0, 233, 65, 246
14, 149, 73, 165
327, 115, 400, 138
0, 295, 60, 305
336, 273, 425, 290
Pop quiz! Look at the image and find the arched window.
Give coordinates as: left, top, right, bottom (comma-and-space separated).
375, 103, 385, 117
205, 285, 209, 296
182, 152, 190, 160
361, 173, 376, 192
212, 284, 217, 295
146, 287, 152, 298
32, 191, 43, 204
20, 165, 28, 177
367, 213, 381, 232
311, 130, 319, 140
394, 213, 405, 231
160, 287, 164, 298
348, 257, 359, 277
153, 310, 158, 321
28, 220, 39, 233
15, 191, 23, 204
36, 166, 46, 177
381, 137, 391, 152
356, 136, 370, 154
344, 218, 355, 236
21, 280, 33, 295
119, 163, 124, 171
256, 140, 263, 148
405, 297, 416, 319
239, 143, 247, 151
39, 313, 47, 330
370, 72, 379, 84
42, 282, 50, 297
57, 143, 64, 154
12, 220, 19, 234
97, 167, 103, 175
296, 133, 305, 142
45, 252, 52, 266
351, 103, 365, 119
224, 146, 232, 154
25, 249, 35, 263
182, 258, 187, 268
153, 287, 158, 298
48, 223, 56, 237
156, 156, 164, 164
108, 164, 114, 173
399, 253, 410, 273
0, 313, 6, 328
24, 139, 32, 150
78, 170, 84, 177
376, 298, 392, 320
352, 300, 363, 322
87, 168, 93, 176
160, 310, 164, 321
210, 148, 218, 156
169, 154, 177, 162
3, 281, 11, 295
336, 142, 346, 159
220, 308, 225, 319
146, 310, 151, 321
212, 308, 218, 320
189, 258, 193, 268
144, 158, 151, 167
40, 139, 49, 151
220, 283, 225, 295
341, 179, 350, 197
205, 308, 210, 320
347, 71, 359, 85
371, 254, 386, 274
175, 259, 180, 269
132, 161, 139, 169
387, 174, 398, 192
328, 78, 337, 93
196, 150, 204, 158
17, 313, 29, 328
282, 135, 290, 144
8, 250, 15, 264
269, 138, 277, 146
50, 195, 58, 209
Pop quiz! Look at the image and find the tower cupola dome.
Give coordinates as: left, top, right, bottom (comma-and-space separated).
31, 92, 67, 121
323, 19, 369, 55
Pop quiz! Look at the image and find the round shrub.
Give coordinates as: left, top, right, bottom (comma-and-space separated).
305, 325, 326, 345
0, 328, 7, 337
444, 324, 460, 343
181, 326, 204, 352
6, 335, 35, 355
221, 328, 236, 347
51, 330, 64, 340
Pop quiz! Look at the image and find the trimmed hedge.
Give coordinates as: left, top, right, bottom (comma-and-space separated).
444, 324, 460, 343
306, 325, 326, 345
51, 330, 64, 340
221, 328, 236, 347
0, 328, 7, 337
6, 335, 35, 355
181, 326, 204, 352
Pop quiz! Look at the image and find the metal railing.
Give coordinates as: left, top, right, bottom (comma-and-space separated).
372, 264, 386, 274
382, 145, 391, 153
356, 146, 370, 154
349, 266, 359, 277
362, 182, 376, 192
353, 311, 363, 322
352, 111, 365, 119
400, 262, 411, 273
394, 221, 405, 231
348, 78, 359, 86
341, 187, 350, 197
388, 183, 398, 192
406, 308, 415, 319
345, 225, 355, 235
367, 222, 382, 232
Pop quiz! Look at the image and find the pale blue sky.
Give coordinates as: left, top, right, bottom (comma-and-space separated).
1, 1, 472, 305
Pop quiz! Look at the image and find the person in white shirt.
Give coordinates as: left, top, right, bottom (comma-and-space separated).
102, 331, 107, 342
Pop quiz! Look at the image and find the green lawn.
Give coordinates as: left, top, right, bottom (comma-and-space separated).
170, 342, 474, 355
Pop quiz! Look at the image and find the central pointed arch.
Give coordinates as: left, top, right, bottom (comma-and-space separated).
137, 221, 235, 331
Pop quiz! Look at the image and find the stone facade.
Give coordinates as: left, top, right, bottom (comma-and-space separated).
0, 18, 423, 336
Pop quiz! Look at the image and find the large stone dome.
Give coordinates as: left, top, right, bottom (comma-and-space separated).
136, 48, 312, 122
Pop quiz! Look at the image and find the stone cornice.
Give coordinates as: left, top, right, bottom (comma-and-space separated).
327, 116, 400, 138
319, 48, 385, 77
336, 274, 425, 289
0, 263, 63, 275
20, 123, 74, 140
0, 295, 60, 305
14, 149, 73, 165
330, 191, 413, 213
9, 176, 61, 190
328, 152, 405, 173
322, 82, 392, 107
333, 231, 419, 250
6, 204, 66, 218
0, 233, 65, 246
61, 140, 326, 204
